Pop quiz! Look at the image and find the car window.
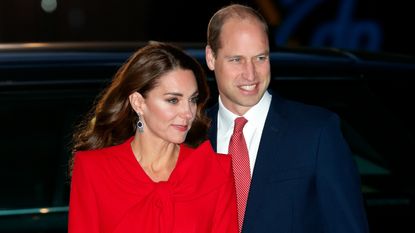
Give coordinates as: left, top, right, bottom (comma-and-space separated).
0, 88, 99, 209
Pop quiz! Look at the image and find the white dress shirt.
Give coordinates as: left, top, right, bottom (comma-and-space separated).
216, 91, 272, 176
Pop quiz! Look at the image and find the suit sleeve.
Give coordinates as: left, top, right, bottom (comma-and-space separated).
68, 153, 100, 233
211, 158, 239, 233
316, 114, 369, 233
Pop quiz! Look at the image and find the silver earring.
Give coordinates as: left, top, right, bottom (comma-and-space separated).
137, 113, 144, 133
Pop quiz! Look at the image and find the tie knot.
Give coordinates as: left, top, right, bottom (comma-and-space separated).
233, 117, 248, 133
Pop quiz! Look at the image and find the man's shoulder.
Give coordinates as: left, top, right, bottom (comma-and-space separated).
206, 103, 219, 118
271, 93, 339, 125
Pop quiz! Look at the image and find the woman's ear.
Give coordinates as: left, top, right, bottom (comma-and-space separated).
128, 92, 145, 114
205, 45, 216, 71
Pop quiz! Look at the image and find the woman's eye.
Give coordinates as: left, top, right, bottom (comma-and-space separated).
190, 96, 199, 103
167, 98, 178, 104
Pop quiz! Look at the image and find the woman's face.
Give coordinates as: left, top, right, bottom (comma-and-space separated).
141, 68, 199, 144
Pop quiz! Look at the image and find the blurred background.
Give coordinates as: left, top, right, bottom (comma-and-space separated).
1, 0, 414, 56
0, 1, 414, 233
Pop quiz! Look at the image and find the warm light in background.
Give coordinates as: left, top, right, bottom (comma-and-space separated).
39, 208, 50, 214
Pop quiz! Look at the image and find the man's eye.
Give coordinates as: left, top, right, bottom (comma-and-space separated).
229, 57, 241, 62
257, 55, 268, 61
256, 55, 268, 62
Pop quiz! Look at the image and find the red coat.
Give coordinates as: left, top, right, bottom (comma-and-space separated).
69, 138, 238, 233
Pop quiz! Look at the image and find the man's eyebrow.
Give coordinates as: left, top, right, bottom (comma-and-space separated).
257, 51, 269, 56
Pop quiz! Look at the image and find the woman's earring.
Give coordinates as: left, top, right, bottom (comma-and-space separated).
137, 113, 144, 133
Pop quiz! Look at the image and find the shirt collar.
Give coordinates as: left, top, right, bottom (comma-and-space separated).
218, 91, 272, 130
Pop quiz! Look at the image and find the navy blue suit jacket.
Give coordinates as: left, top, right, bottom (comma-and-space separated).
207, 92, 369, 233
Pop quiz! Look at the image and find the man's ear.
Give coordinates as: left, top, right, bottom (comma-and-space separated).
205, 45, 216, 71
128, 92, 145, 114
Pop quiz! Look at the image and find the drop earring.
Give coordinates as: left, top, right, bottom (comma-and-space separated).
137, 113, 144, 133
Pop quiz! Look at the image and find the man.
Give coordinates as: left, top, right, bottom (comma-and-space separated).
205, 4, 369, 233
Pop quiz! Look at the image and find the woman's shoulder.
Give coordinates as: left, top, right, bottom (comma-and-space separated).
74, 139, 131, 163
73, 148, 110, 171
184, 140, 233, 176
75, 146, 113, 159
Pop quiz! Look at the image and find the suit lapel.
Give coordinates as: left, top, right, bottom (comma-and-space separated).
243, 94, 286, 230
207, 103, 219, 151
207, 96, 287, 232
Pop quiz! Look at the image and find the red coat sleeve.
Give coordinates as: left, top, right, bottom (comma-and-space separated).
68, 152, 100, 233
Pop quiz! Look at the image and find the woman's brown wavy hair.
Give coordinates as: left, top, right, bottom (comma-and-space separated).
69, 41, 210, 174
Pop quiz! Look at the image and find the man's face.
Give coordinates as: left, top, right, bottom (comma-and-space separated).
206, 17, 270, 115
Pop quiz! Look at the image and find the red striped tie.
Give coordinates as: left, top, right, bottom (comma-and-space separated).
228, 117, 251, 232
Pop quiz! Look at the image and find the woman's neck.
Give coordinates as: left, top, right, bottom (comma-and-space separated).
130, 135, 180, 182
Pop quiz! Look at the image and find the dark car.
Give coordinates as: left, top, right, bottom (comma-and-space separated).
0, 42, 414, 233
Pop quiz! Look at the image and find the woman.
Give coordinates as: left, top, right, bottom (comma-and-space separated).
68, 41, 238, 233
